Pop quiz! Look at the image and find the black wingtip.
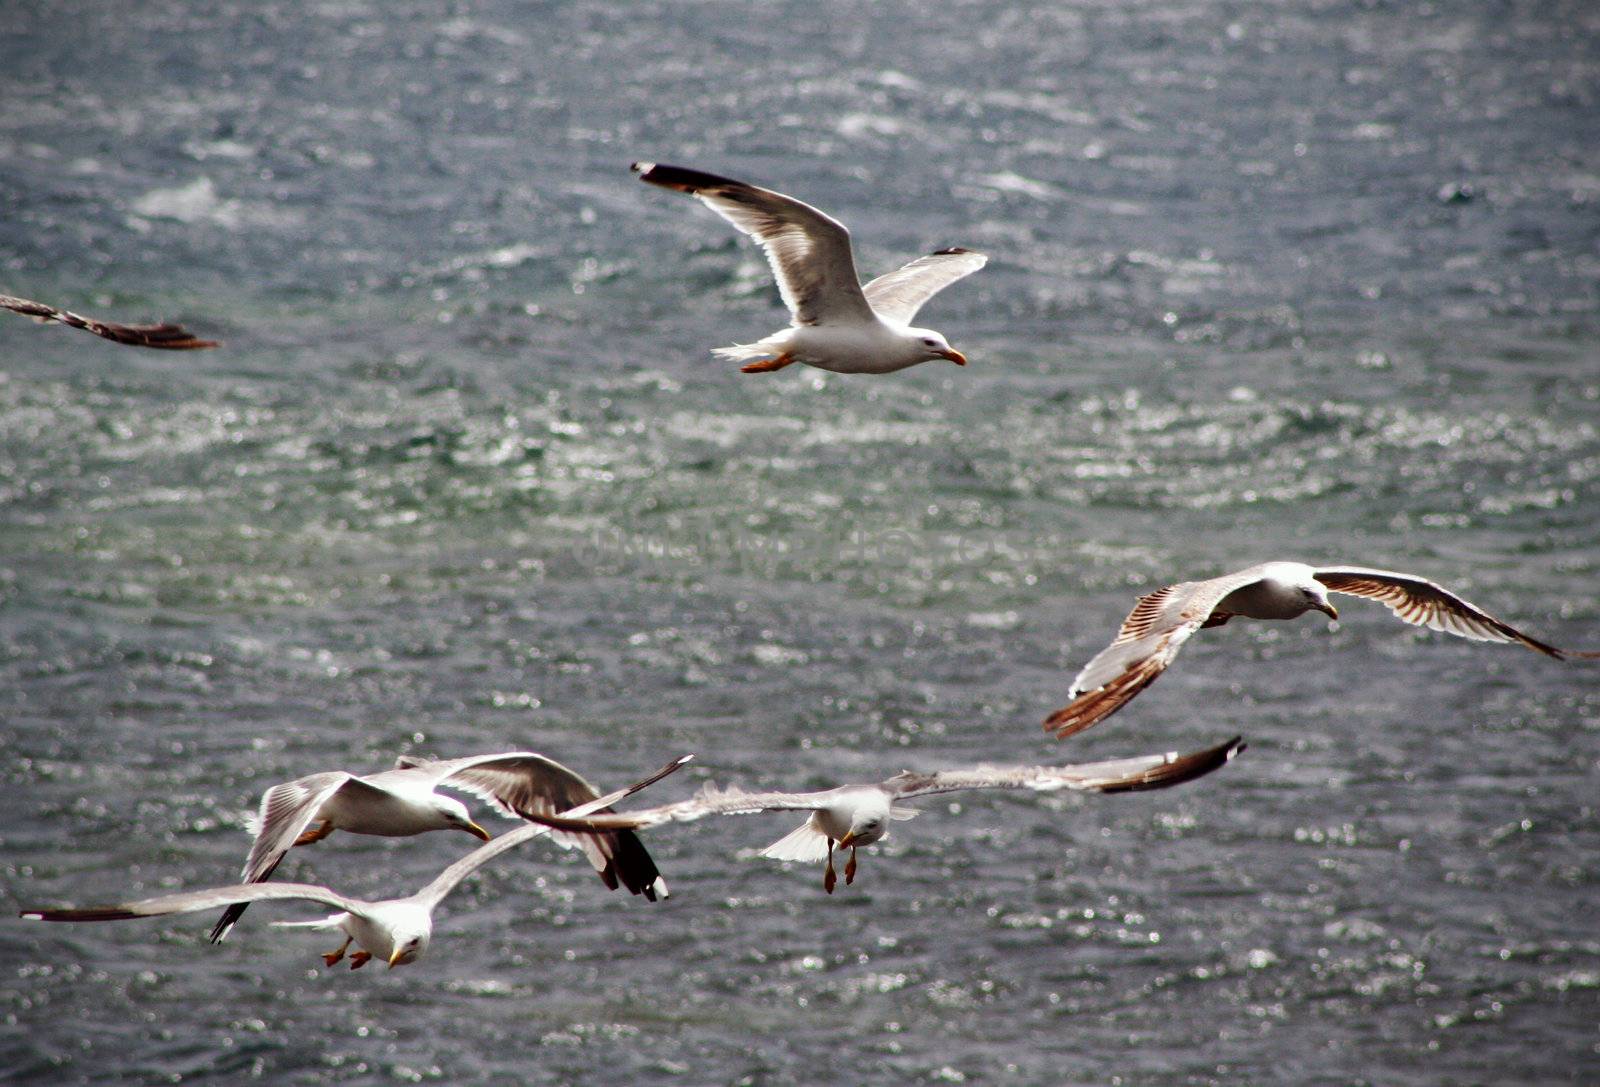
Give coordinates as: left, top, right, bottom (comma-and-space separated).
631, 163, 746, 194
19, 906, 145, 923
932, 247, 974, 255
1098, 735, 1246, 794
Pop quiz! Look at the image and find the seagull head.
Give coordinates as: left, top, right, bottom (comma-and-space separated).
907, 328, 966, 367
836, 812, 888, 850
434, 796, 492, 841
386, 930, 429, 969
1300, 582, 1339, 622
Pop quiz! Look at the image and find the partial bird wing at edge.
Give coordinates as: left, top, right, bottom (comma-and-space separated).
2, 293, 218, 349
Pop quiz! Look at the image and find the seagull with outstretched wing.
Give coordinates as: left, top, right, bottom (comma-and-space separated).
1044, 561, 1598, 739
22, 757, 692, 971
207, 750, 675, 944
632, 162, 985, 375
513, 738, 1243, 894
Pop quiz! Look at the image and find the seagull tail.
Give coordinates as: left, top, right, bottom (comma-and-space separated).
760, 820, 832, 864
711, 341, 781, 364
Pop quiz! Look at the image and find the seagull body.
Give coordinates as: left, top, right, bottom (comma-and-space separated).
514, 739, 1243, 893
209, 750, 672, 943
1, 292, 216, 349
1045, 560, 1594, 739
20, 756, 692, 971
632, 162, 985, 375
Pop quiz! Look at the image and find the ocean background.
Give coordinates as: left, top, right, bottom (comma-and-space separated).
2, 1, 1598, 1083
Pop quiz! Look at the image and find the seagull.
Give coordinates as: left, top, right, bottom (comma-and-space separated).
1044, 560, 1600, 739
2, 292, 217, 349
632, 162, 986, 375
511, 738, 1243, 894
207, 750, 675, 944
20, 756, 692, 971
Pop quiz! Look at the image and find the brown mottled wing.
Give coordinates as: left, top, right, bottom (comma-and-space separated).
1, 293, 217, 349
632, 163, 875, 325
861, 248, 988, 324
415, 753, 669, 900
884, 736, 1246, 799
1312, 566, 1575, 658
1044, 570, 1269, 739
209, 772, 381, 943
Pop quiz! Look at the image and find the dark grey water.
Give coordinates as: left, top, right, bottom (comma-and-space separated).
3, 1, 1598, 1083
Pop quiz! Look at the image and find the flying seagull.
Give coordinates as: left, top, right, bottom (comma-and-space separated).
1045, 560, 1599, 739
632, 162, 986, 375
208, 750, 674, 944
512, 738, 1242, 894
2, 292, 217, 349
20, 756, 692, 971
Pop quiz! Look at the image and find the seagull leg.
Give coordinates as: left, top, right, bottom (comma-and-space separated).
740, 353, 795, 374
823, 839, 838, 895
348, 950, 372, 970
321, 936, 352, 967
844, 847, 858, 886
295, 820, 335, 846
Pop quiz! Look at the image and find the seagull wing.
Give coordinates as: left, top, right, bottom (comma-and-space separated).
1312, 566, 1576, 658
415, 755, 691, 907
2, 293, 217, 349
210, 772, 390, 943
23, 881, 364, 925
1044, 570, 1268, 739
861, 248, 987, 324
884, 736, 1246, 801
489, 781, 850, 835
633, 163, 875, 326
400, 752, 670, 901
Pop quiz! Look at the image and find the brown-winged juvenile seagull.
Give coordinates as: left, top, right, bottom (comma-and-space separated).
1045, 560, 1598, 739
20, 756, 691, 971
208, 750, 674, 943
513, 738, 1243, 894
2, 292, 217, 349
632, 162, 986, 375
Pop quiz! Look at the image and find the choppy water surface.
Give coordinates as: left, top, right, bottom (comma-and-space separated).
2, 1, 1598, 1083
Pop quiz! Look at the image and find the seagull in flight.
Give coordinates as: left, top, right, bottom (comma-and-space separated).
207, 749, 675, 943
20, 756, 692, 971
632, 162, 985, 375
1045, 560, 1598, 739
511, 739, 1242, 894
2, 292, 216, 349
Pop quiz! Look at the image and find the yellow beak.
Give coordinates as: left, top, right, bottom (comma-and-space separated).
387, 948, 406, 969
1314, 602, 1339, 621
464, 822, 492, 842
937, 348, 967, 366
836, 831, 859, 849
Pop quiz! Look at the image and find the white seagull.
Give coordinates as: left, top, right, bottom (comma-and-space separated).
207, 750, 675, 943
632, 162, 986, 375
513, 738, 1243, 894
1045, 560, 1598, 739
2, 292, 217, 349
20, 756, 692, 971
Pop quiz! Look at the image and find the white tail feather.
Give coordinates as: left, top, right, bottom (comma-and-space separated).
711, 341, 776, 363
760, 820, 832, 864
